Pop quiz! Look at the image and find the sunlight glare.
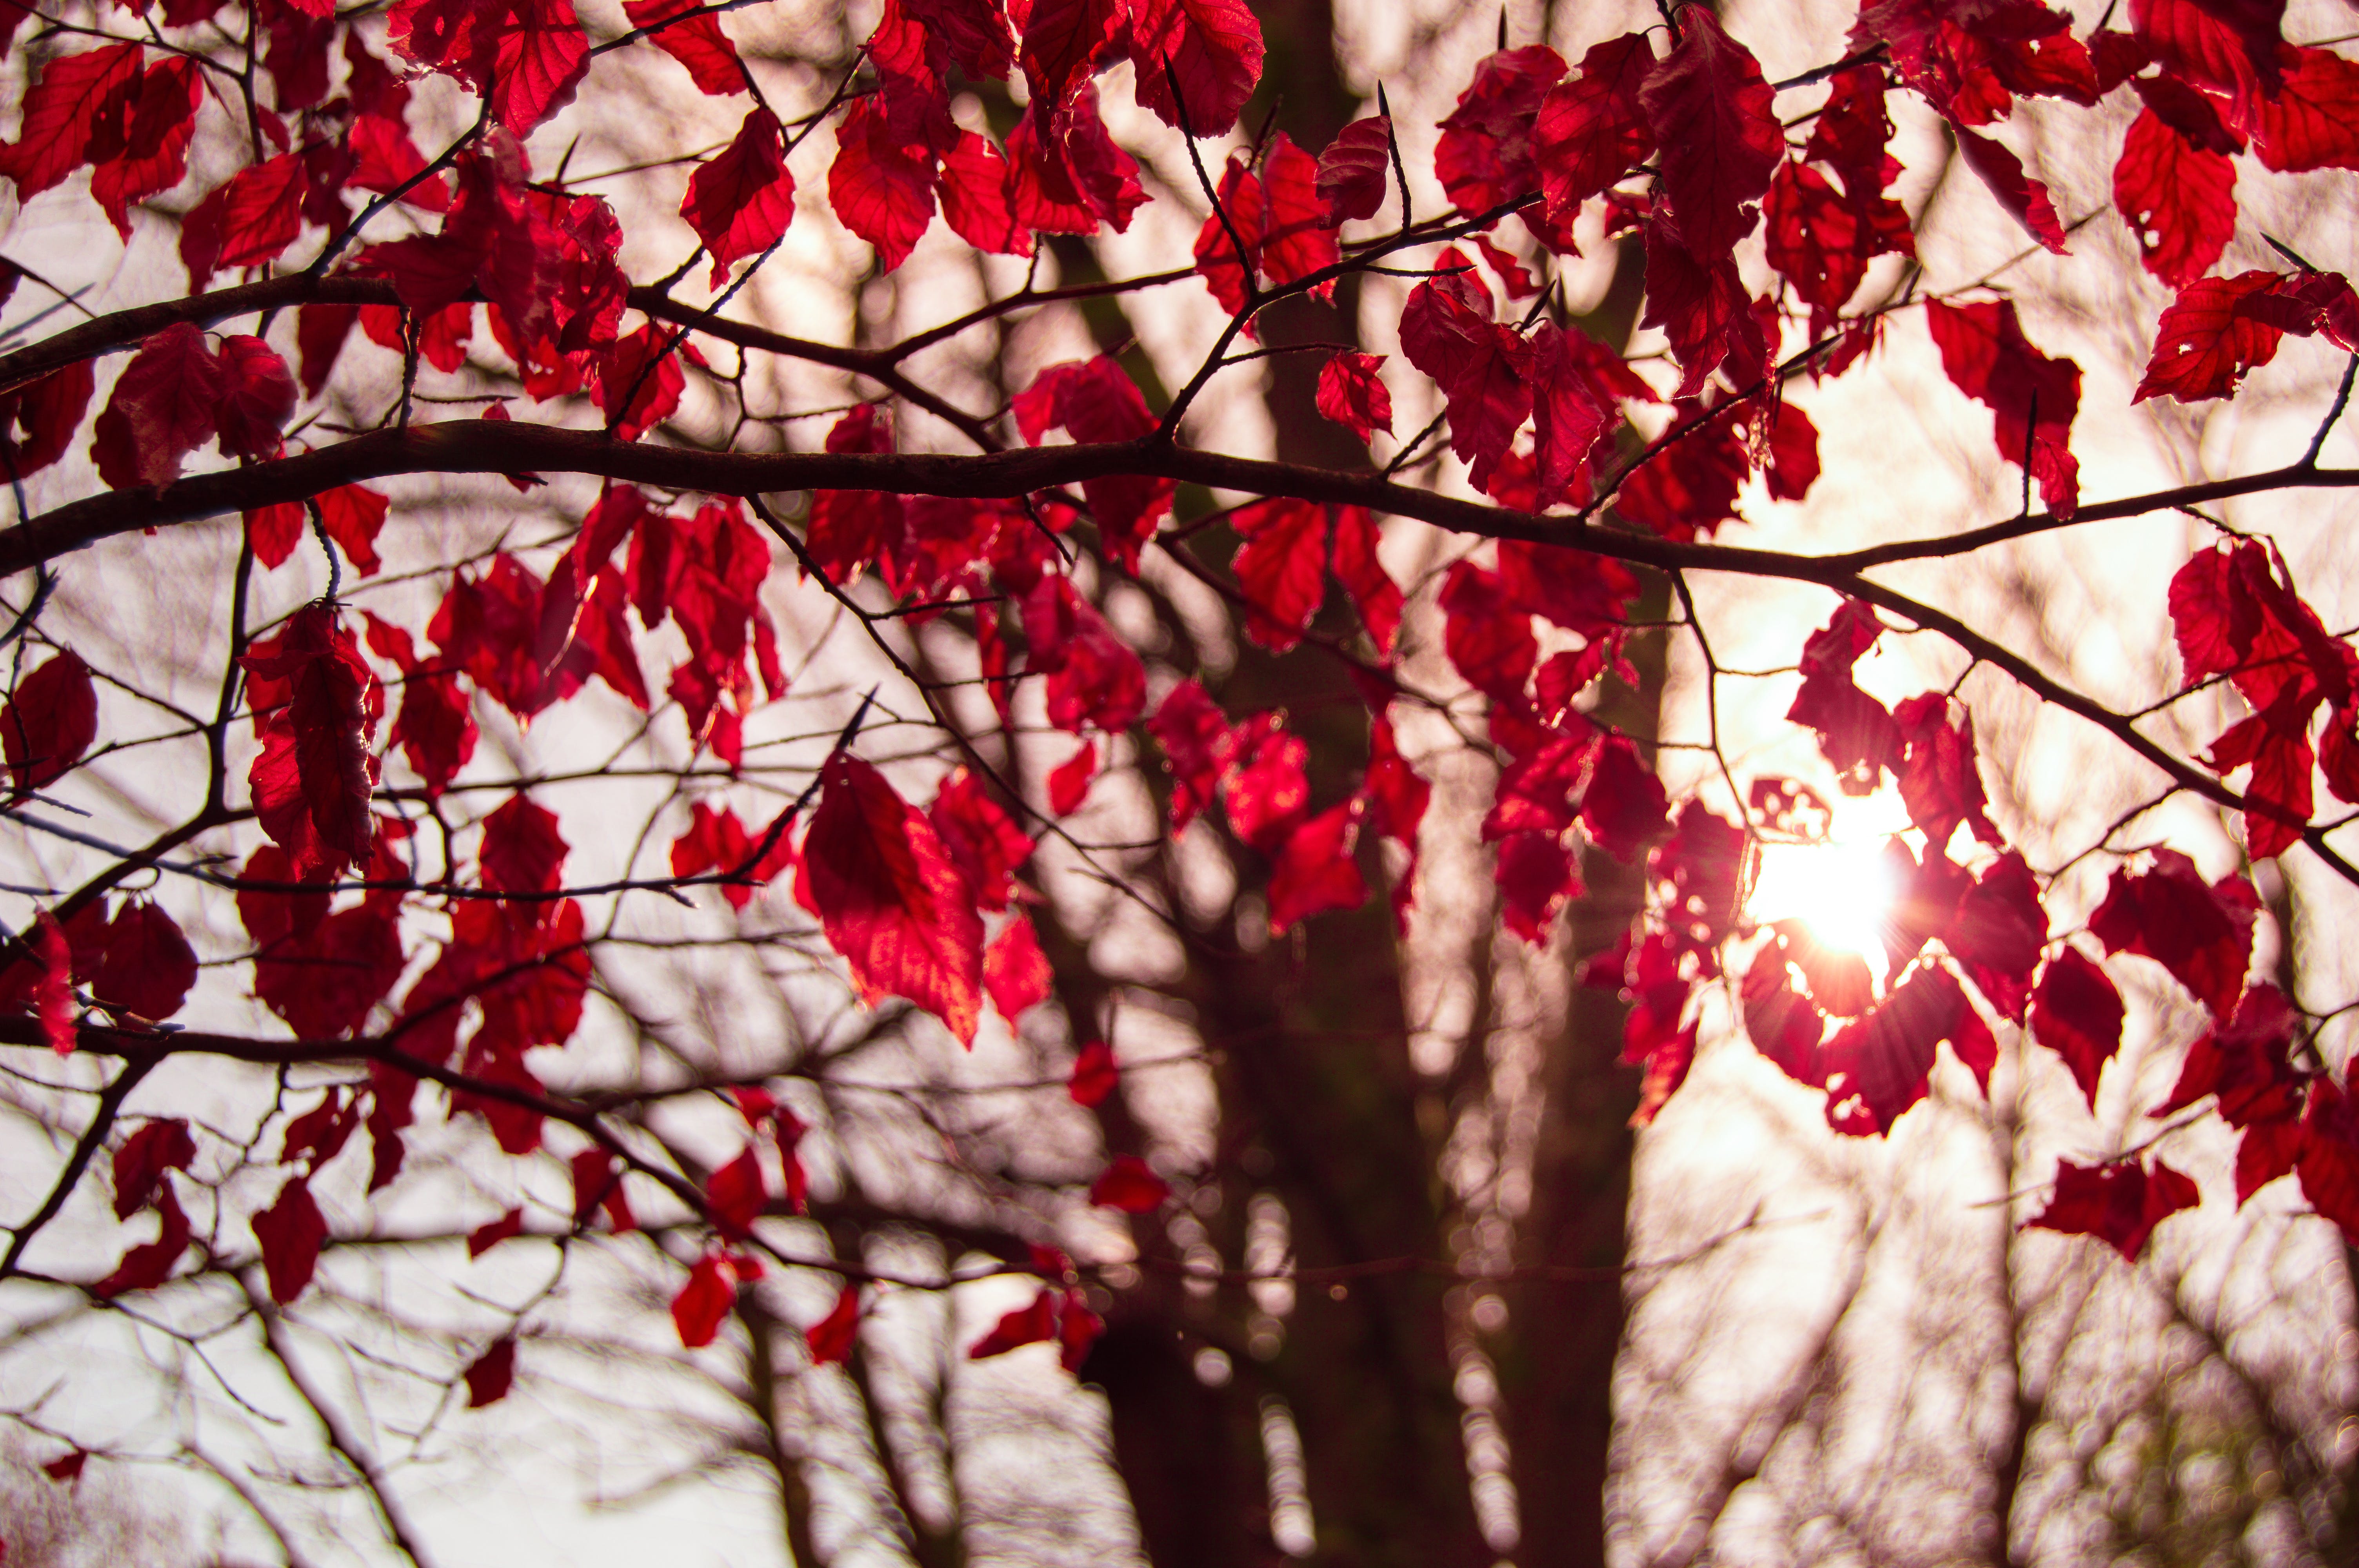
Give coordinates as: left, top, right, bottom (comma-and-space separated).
1748, 839, 1899, 966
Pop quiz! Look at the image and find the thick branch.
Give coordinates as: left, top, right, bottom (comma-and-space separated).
11, 423, 2357, 877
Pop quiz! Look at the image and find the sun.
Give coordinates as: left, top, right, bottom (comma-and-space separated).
1747, 837, 1901, 971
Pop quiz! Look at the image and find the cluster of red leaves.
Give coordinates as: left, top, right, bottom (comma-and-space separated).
12, 0, 2359, 1372
814, 0, 1258, 271
2168, 539, 2359, 858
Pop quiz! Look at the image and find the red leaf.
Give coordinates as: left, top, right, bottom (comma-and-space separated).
1528, 323, 1612, 509
113, 1119, 196, 1219
347, 113, 453, 212
801, 753, 986, 1045
463, 1337, 517, 1406
2298, 1077, 2359, 1238
0, 42, 144, 203
2031, 947, 2125, 1109
623, 0, 745, 94
1231, 497, 1327, 653
803, 405, 905, 588
1048, 741, 1098, 815
929, 769, 1034, 911
969, 1287, 1059, 1358
2114, 108, 2237, 290
568, 1148, 634, 1230
1089, 1153, 1169, 1211
1483, 726, 1593, 841
1258, 132, 1335, 294
1012, 358, 1172, 567
0, 361, 97, 481
1820, 964, 1994, 1136
90, 322, 224, 490
295, 305, 357, 399
1473, 235, 1537, 301
280, 1089, 362, 1174
89, 901, 195, 1023
96, 1185, 193, 1296
2088, 848, 2257, 1016
2134, 0, 2281, 97
830, 97, 938, 271
29, 913, 75, 1057
253, 1175, 329, 1304
1191, 154, 1267, 320
1580, 736, 1670, 861
467, 1208, 524, 1257
1007, 84, 1148, 236
3, 651, 98, 796
211, 336, 298, 462
1330, 505, 1402, 660
1315, 351, 1392, 443
1946, 121, 2069, 256
244, 606, 380, 877
1534, 33, 1656, 229
1639, 214, 1765, 402
2237, 1115, 2305, 1206
247, 504, 308, 570
707, 1147, 766, 1237
2245, 45, 2359, 174
2134, 269, 2290, 403
902, 0, 1015, 79
1439, 560, 1537, 708
317, 485, 392, 578
1267, 799, 1367, 934
1924, 298, 2081, 516
805, 1285, 862, 1365
594, 323, 685, 443
42, 1450, 86, 1483
984, 913, 1055, 1022
1398, 261, 1532, 495
1890, 693, 2001, 853
2234, 270, 2359, 352
1743, 937, 1829, 1083
389, 673, 477, 798
684, 107, 794, 286
1221, 716, 1310, 852
1147, 681, 1235, 832
2206, 701, 2314, 859
1495, 828, 1581, 945
2025, 1156, 2201, 1261
1943, 851, 2046, 1024
1127, 0, 1264, 138
1434, 45, 1566, 217
671, 1251, 739, 1347
88, 56, 204, 236
1763, 402, 1822, 503
1637, 9, 1780, 259
1315, 115, 1393, 226
1363, 712, 1430, 853
1019, 0, 1121, 109
180, 152, 308, 287
1785, 601, 1898, 793
1763, 157, 1915, 338
1068, 1040, 1118, 1107
938, 130, 1032, 256
480, 793, 569, 897
671, 801, 795, 910
1025, 574, 1147, 733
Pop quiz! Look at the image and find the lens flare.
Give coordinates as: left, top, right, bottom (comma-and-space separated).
1747, 839, 1899, 971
